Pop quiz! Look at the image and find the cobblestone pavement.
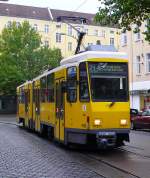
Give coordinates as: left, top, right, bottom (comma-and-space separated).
0, 123, 103, 178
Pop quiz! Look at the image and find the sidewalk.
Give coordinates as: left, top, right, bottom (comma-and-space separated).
0, 114, 16, 123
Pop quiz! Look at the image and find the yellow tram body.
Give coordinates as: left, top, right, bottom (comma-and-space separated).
17, 51, 130, 148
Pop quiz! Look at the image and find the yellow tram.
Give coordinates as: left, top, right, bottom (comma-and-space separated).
17, 48, 130, 148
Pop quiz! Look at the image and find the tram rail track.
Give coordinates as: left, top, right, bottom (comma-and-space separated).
0, 121, 17, 126
79, 152, 142, 178
0, 122, 147, 178
116, 146, 150, 159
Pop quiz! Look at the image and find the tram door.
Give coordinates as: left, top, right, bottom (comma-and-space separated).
25, 89, 29, 126
35, 89, 40, 131
55, 79, 65, 142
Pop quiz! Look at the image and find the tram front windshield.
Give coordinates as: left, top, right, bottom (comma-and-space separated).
88, 62, 128, 102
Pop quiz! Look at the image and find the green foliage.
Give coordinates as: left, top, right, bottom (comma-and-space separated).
0, 21, 62, 95
95, 0, 150, 41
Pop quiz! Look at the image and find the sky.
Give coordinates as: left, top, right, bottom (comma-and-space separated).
4, 0, 100, 14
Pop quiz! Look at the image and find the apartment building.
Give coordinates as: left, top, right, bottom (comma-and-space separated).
0, 3, 119, 58
119, 21, 150, 110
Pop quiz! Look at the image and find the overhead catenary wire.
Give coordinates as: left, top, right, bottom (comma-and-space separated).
71, 0, 89, 52
73, 0, 89, 12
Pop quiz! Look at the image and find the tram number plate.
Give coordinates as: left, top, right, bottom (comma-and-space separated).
96, 131, 116, 137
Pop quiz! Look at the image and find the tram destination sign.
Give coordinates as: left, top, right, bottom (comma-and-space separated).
88, 62, 127, 75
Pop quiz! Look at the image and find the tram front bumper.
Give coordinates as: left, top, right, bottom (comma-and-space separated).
65, 128, 130, 147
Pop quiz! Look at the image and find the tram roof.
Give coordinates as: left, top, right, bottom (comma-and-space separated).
17, 50, 128, 86
32, 62, 78, 81
60, 51, 128, 66
33, 50, 128, 81
17, 80, 32, 88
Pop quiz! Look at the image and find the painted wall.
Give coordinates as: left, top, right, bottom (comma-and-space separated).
0, 15, 120, 58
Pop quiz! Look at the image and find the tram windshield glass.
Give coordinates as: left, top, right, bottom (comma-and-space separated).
88, 62, 128, 102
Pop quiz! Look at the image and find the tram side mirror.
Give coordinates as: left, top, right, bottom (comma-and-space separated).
61, 81, 67, 93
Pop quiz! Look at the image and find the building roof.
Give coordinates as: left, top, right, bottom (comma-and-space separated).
50, 9, 95, 25
0, 3, 112, 27
0, 3, 51, 21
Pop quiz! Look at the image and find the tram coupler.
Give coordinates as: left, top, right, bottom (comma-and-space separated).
96, 131, 117, 149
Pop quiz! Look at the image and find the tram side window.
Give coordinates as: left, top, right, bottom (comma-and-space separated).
20, 88, 25, 103
24, 90, 28, 104
67, 66, 77, 102
33, 82, 35, 103
28, 89, 30, 103
47, 73, 54, 102
25, 89, 30, 103
79, 62, 90, 101
40, 77, 47, 102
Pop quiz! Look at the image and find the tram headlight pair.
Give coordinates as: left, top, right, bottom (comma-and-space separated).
120, 119, 127, 125
94, 119, 101, 126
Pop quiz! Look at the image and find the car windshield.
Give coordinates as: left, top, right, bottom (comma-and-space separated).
88, 62, 128, 102
142, 110, 150, 116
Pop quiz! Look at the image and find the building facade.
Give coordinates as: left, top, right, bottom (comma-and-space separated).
0, 3, 119, 58
119, 21, 150, 111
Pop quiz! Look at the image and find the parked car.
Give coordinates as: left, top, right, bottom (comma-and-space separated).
131, 109, 150, 130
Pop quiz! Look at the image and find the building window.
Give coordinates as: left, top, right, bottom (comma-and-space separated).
102, 30, 105, 37
56, 24, 61, 28
44, 41, 49, 47
146, 53, 150, 73
110, 38, 114, 45
16, 22, 21, 28
124, 35, 127, 44
136, 56, 141, 74
135, 32, 141, 41
33, 24, 38, 31
134, 26, 140, 41
96, 40, 101, 45
68, 42, 72, 51
94, 30, 98, 36
68, 25, 72, 36
144, 19, 150, 33
44, 24, 49, 33
6, 21, 12, 28
56, 33, 61, 43
88, 43, 93, 46
121, 32, 127, 46
110, 30, 114, 34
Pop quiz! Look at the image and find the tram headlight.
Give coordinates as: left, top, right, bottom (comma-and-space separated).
94, 119, 101, 126
120, 119, 127, 125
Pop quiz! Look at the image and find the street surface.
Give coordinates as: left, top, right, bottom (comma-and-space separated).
0, 115, 150, 178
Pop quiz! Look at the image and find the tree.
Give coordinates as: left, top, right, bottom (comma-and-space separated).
0, 21, 62, 95
95, 0, 150, 41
